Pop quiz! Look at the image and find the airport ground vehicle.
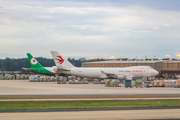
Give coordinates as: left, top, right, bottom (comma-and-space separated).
135, 80, 143, 88
145, 81, 153, 88
125, 80, 132, 88
105, 79, 120, 87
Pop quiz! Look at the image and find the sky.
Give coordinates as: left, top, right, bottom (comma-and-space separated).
1, 0, 180, 59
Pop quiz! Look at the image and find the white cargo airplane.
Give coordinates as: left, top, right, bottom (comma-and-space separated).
51, 51, 159, 79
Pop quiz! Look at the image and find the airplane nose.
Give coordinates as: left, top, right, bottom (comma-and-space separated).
150, 69, 159, 76
153, 70, 159, 76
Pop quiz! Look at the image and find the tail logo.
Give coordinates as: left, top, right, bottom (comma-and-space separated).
56, 56, 64, 64
31, 58, 38, 65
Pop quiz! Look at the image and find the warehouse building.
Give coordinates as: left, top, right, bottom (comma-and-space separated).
82, 59, 180, 78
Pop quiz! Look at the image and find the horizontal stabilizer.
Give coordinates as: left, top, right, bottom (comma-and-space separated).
21, 68, 27, 70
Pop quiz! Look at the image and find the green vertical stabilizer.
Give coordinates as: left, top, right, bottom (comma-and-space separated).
27, 53, 43, 68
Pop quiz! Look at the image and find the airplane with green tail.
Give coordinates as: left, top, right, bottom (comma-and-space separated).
22, 53, 56, 75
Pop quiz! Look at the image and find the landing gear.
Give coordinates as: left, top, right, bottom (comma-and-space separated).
55, 73, 59, 76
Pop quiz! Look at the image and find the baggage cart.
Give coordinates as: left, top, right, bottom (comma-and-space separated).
125, 80, 132, 88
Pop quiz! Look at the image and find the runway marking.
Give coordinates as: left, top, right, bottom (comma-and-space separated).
1, 97, 180, 101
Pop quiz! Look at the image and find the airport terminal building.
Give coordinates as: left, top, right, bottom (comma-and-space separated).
82, 59, 180, 78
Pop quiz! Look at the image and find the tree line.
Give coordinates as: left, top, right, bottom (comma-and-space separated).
0, 57, 84, 71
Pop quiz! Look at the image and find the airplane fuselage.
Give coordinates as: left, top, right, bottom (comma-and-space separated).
26, 67, 55, 75
61, 66, 158, 79
25, 65, 158, 79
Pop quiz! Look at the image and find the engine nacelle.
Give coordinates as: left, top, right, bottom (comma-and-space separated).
117, 75, 125, 80
53, 66, 57, 72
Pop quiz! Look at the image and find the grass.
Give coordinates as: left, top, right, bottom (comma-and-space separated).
0, 99, 180, 110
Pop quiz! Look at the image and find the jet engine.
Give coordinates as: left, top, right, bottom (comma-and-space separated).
52, 66, 59, 76
117, 75, 125, 80
53, 66, 57, 72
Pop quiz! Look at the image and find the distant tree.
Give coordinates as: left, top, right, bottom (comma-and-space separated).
68, 57, 82, 67
0, 57, 83, 71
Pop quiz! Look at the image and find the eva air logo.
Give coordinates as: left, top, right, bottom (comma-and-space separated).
31, 58, 38, 65
56, 56, 64, 64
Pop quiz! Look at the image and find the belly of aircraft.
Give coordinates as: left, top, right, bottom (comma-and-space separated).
69, 69, 102, 78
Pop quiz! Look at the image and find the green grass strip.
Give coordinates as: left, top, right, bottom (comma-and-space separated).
0, 99, 180, 110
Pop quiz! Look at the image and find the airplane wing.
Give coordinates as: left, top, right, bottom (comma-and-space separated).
101, 71, 117, 79
56, 68, 71, 71
101, 70, 134, 79
53, 67, 71, 73
22, 68, 39, 72
21, 68, 27, 70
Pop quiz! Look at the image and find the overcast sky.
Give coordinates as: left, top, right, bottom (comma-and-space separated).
1, 0, 180, 59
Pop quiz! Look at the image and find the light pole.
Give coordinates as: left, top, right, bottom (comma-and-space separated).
119, 56, 121, 67
127, 56, 129, 67
110, 56, 115, 59
96, 57, 99, 67
153, 55, 156, 59
165, 55, 170, 79
153, 55, 156, 75
176, 54, 180, 69
89, 57, 93, 67
1, 59, 3, 76
103, 57, 106, 67
166, 55, 170, 69
135, 56, 138, 66
144, 55, 147, 66
110, 56, 115, 67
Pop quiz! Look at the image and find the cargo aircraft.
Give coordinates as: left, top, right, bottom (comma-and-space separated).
51, 51, 159, 80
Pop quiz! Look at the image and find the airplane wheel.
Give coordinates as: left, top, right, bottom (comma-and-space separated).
55, 73, 59, 76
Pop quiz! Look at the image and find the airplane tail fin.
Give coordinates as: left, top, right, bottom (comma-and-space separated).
50, 51, 75, 70
27, 53, 43, 68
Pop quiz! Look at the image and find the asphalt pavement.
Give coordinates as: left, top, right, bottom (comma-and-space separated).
0, 108, 180, 120
1, 97, 180, 101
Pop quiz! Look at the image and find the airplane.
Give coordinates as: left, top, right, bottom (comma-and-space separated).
51, 51, 159, 80
22, 53, 56, 75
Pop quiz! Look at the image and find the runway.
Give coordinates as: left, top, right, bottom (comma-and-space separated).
0, 109, 180, 120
